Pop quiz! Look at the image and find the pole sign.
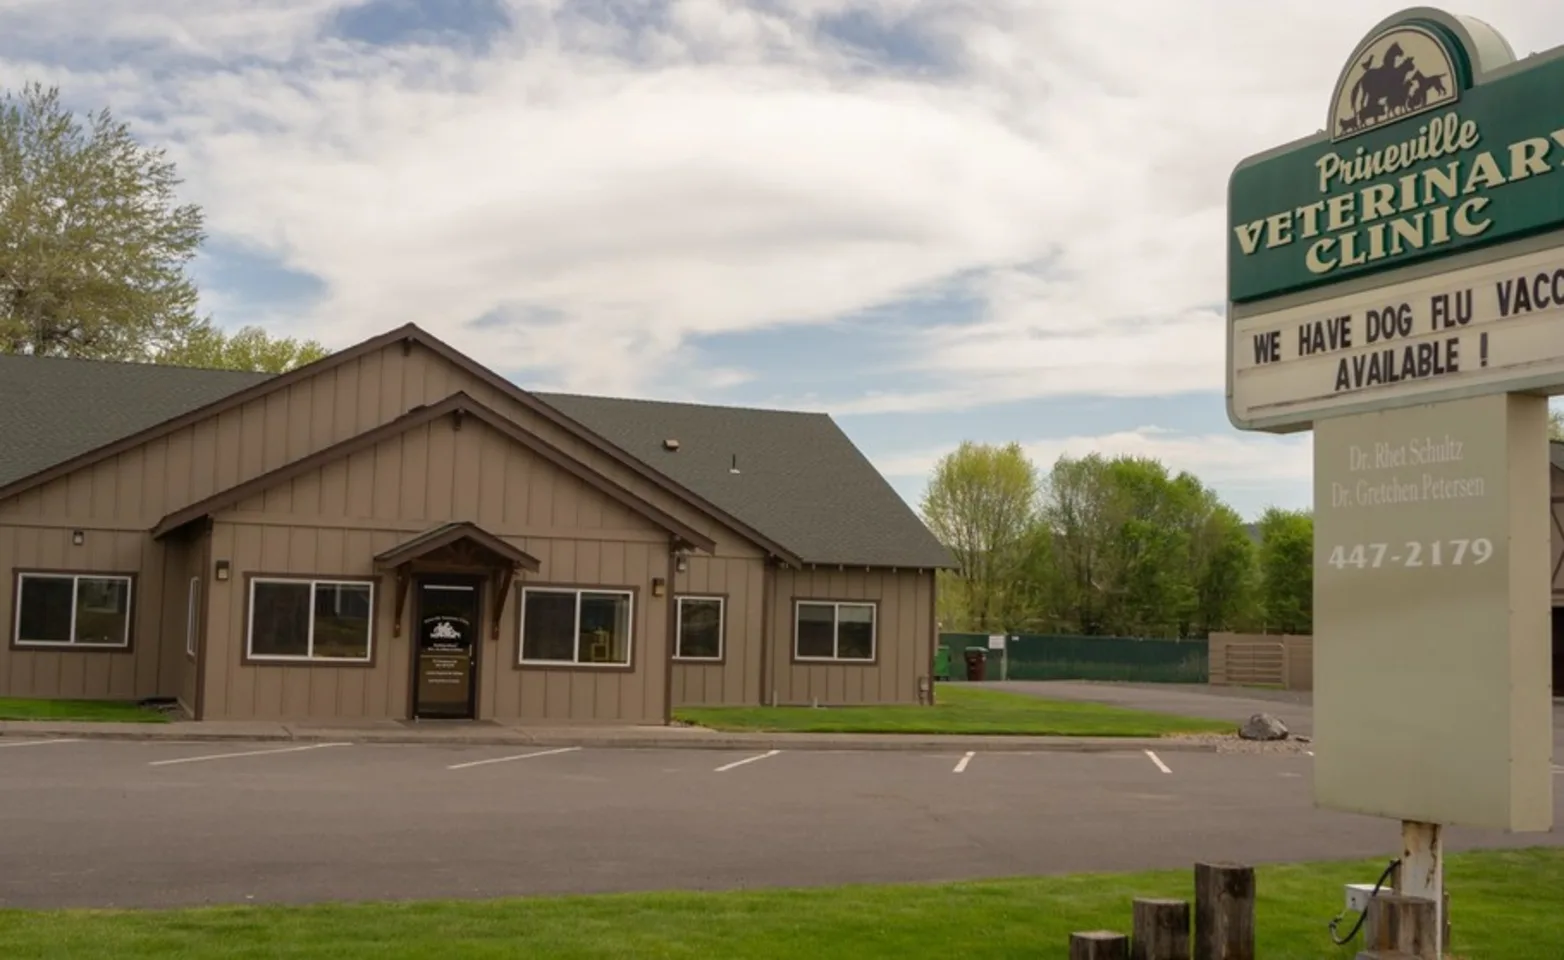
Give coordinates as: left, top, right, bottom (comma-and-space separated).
1227, 7, 1554, 835
1228, 8, 1564, 432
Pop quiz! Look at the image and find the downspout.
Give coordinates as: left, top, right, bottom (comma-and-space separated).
193, 523, 213, 720
664, 538, 678, 725
926, 569, 937, 706
759, 555, 774, 706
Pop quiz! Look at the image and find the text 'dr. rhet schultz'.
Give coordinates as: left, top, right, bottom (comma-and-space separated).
1327, 432, 1486, 510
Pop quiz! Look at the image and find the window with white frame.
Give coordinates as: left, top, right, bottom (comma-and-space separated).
794, 601, 876, 661
13, 572, 133, 648
185, 577, 200, 658
520, 587, 632, 666
675, 596, 723, 660
247, 578, 373, 662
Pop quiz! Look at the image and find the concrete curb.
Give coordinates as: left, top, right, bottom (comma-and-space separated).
0, 724, 1223, 753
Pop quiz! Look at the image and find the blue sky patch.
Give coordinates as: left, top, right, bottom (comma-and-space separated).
814, 7, 960, 74
327, 0, 512, 51
191, 241, 327, 327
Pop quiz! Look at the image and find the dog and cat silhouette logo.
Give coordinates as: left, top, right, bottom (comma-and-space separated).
1332, 25, 1458, 140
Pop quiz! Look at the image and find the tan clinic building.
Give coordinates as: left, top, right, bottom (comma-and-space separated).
0, 325, 954, 723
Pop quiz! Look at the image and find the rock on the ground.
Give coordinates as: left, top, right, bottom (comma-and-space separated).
1239, 713, 1289, 741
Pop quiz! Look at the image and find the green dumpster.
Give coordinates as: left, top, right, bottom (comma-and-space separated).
934, 644, 951, 681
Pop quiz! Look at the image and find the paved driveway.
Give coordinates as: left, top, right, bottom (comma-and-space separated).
1, 737, 1560, 910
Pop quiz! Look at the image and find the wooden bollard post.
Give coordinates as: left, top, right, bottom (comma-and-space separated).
1365, 882, 1449, 949
1193, 862, 1255, 960
1132, 898, 1191, 960
1070, 931, 1130, 960
1362, 894, 1438, 959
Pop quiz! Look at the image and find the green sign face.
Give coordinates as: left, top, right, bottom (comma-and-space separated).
1228, 15, 1564, 304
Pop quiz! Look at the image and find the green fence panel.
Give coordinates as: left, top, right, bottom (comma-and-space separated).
938, 633, 1209, 684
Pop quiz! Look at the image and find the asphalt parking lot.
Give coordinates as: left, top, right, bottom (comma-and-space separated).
3, 737, 1561, 910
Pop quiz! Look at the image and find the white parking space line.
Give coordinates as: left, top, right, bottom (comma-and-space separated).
447, 747, 582, 770
1143, 750, 1172, 774
0, 738, 81, 749
149, 743, 352, 766
953, 751, 975, 774
715, 749, 780, 772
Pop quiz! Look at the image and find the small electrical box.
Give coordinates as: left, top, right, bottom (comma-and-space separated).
1344, 883, 1384, 913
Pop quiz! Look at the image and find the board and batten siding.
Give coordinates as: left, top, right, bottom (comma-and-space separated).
669, 554, 766, 706
0, 340, 763, 563
766, 567, 935, 706
199, 413, 675, 722
0, 525, 177, 701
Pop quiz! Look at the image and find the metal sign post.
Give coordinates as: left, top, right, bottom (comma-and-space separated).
1226, 8, 1557, 951
987, 634, 1008, 682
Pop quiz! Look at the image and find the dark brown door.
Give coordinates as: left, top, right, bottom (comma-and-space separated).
413, 579, 481, 720
1552, 607, 1564, 697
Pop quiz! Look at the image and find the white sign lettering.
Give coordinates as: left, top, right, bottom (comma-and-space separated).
1325, 538, 1494, 570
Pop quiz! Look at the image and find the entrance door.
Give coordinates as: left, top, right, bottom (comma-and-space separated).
413, 579, 481, 720
1552, 607, 1564, 697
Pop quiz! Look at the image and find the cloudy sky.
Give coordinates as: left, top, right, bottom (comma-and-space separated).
3, 0, 1560, 521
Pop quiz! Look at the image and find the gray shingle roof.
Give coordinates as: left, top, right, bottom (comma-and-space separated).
0, 353, 952, 569
0, 353, 271, 488
536, 392, 953, 569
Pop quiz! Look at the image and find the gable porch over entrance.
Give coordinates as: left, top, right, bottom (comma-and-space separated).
374, 521, 541, 642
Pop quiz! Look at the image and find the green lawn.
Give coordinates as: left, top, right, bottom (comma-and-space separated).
674, 684, 1233, 736
0, 698, 169, 723
0, 848, 1556, 958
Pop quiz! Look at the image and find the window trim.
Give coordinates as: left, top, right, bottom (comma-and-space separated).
791, 599, 878, 664
10, 570, 137, 651
517, 584, 636, 670
673, 594, 726, 663
185, 576, 201, 660
243, 574, 377, 666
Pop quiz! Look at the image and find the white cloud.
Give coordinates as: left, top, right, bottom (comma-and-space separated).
3, 0, 1564, 404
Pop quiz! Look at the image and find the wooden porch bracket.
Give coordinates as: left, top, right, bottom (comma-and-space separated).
491, 567, 515, 640
391, 564, 411, 637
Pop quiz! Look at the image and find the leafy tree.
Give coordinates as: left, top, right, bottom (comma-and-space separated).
927, 441, 1269, 639
920, 442, 1041, 632
1550, 407, 1564, 441
158, 323, 328, 373
1038, 453, 1117, 634
1256, 507, 1313, 633
1007, 520, 1063, 633
1187, 500, 1258, 635
1098, 457, 1199, 635
0, 83, 205, 361
1035, 454, 1257, 638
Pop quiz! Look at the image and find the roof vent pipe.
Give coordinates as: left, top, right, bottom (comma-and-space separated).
729, 454, 740, 474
